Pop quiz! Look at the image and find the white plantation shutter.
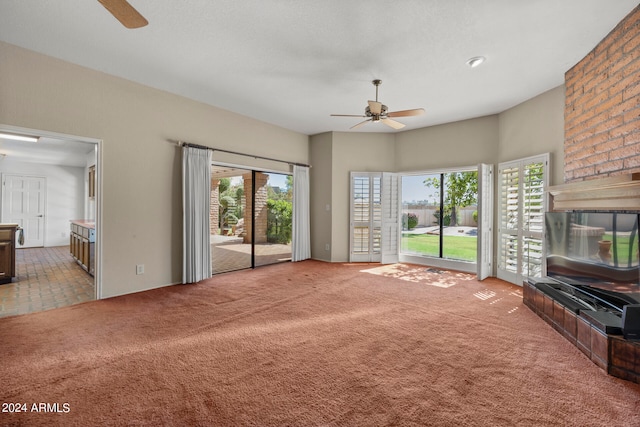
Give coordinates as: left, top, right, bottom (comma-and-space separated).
521, 162, 546, 278
497, 154, 549, 285
477, 164, 494, 280
350, 172, 382, 262
499, 165, 520, 282
381, 173, 399, 264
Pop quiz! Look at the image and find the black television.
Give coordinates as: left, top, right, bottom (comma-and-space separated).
545, 211, 640, 312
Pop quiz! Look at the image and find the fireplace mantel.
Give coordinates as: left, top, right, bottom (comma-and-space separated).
548, 173, 640, 211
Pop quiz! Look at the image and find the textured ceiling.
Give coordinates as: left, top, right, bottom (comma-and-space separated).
0, 0, 638, 137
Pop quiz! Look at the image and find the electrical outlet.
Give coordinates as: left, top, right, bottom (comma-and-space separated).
325, 244, 330, 251
136, 264, 144, 275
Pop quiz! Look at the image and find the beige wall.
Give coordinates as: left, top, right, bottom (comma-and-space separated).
309, 132, 333, 262
498, 86, 565, 186
0, 42, 308, 298
394, 116, 500, 172
331, 132, 395, 262
309, 132, 395, 262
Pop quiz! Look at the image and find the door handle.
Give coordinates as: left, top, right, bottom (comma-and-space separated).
37, 215, 43, 217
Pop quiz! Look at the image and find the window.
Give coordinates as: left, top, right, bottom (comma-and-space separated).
399, 168, 483, 273
350, 166, 492, 276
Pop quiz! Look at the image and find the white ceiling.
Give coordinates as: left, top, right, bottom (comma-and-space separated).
0, 0, 638, 139
0, 135, 95, 167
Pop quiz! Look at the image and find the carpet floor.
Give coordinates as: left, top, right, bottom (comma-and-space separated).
1, 260, 639, 426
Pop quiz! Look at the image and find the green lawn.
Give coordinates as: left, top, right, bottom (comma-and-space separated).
602, 233, 639, 265
401, 233, 477, 262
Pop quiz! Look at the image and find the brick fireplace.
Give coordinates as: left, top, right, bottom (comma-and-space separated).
564, 4, 640, 182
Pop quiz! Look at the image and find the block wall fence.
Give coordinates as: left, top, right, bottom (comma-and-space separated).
564, 5, 640, 183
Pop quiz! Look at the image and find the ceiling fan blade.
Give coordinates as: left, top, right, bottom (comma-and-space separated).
381, 118, 406, 129
387, 108, 426, 118
330, 114, 367, 117
351, 119, 372, 130
368, 101, 382, 115
98, 0, 148, 29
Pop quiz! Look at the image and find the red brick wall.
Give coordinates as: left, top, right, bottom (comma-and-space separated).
564, 5, 640, 182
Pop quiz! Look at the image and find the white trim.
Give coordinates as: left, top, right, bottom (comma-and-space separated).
211, 160, 291, 176
399, 164, 478, 177
398, 253, 477, 274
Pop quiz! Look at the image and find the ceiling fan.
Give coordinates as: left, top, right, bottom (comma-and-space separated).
98, 0, 148, 29
331, 80, 425, 130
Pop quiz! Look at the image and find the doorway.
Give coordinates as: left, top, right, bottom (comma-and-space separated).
210, 164, 292, 274
0, 125, 101, 316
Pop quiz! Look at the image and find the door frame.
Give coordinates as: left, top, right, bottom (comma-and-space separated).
0, 124, 103, 299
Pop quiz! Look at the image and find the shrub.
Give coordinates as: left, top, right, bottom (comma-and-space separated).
433, 210, 454, 226
402, 213, 418, 230
267, 199, 292, 244
473, 210, 478, 224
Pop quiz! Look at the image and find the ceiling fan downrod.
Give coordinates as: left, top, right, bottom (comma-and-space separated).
372, 79, 382, 102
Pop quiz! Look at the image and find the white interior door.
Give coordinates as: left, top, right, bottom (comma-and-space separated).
1, 174, 46, 248
350, 172, 382, 262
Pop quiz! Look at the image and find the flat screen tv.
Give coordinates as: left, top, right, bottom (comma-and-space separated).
545, 212, 640, 308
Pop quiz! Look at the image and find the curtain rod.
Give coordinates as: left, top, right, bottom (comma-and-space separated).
176, 140, 311, 168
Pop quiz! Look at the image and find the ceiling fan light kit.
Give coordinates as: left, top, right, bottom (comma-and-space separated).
331, 79, 425, 130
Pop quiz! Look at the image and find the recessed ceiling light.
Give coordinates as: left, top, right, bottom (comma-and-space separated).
466, 56, 486, 68
0, 132, 39, 142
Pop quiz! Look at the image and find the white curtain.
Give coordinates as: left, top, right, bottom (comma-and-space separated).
292, 165, 311, 262
182, 146, 212, 283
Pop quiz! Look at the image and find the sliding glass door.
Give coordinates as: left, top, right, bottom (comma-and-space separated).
254, 172, 292, 267
210, 166, 292, 274
210, 167, 252, 274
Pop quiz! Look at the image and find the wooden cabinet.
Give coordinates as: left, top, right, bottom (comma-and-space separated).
0, 224, 18, 285
70, 221, 95, 276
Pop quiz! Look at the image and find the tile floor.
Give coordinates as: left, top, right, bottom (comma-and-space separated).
0, 246, 95, 318
0, 243, 290, 317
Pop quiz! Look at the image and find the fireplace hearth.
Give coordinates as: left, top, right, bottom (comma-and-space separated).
524, 279, 640, 383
